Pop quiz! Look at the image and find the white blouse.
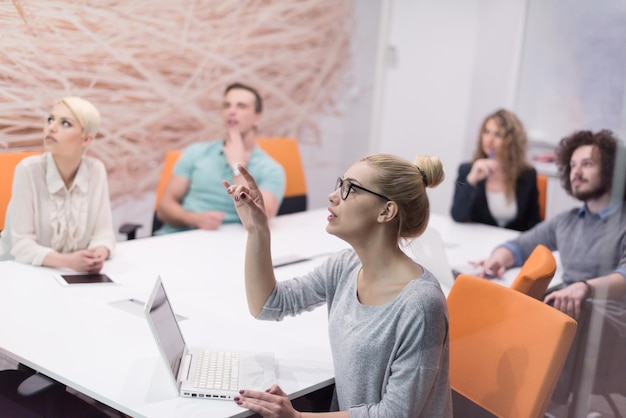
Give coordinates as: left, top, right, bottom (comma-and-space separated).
0, 153, 115, 265
486, 190, 517, 227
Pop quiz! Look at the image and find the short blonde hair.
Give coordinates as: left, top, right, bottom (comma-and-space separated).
58, 97, 101, 135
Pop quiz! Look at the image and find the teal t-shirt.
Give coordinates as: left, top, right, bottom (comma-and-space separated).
156, 140, 285, 235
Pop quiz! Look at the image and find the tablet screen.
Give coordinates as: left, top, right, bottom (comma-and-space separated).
60, 273, 114, 284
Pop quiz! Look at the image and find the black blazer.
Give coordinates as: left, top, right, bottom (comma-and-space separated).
450, 162, 541, 232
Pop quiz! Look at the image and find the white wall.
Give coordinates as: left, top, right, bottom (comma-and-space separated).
374, 0, 528, 216
303, 0, 385, 211
516, 0, 626, 146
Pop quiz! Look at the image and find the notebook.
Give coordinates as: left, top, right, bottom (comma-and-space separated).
403, 225, 456, 293
144, 276, 275, 400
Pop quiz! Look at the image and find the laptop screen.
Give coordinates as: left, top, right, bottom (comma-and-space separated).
145, 278, 186, 381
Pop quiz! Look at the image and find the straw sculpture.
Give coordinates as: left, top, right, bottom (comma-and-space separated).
0, 0, 354, 202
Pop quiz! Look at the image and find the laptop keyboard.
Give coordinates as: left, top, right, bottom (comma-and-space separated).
193, 351, 239, 391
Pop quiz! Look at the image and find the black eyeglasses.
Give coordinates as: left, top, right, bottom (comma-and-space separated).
335, 177, 390, 201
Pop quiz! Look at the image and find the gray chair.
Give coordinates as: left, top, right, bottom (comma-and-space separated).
0, 368, 111, 418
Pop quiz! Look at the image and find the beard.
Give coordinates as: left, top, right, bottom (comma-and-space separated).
571, 181, 608, 201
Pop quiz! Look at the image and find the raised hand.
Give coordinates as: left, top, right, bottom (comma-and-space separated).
466, 158, 498, 186
223, 165, 267, 231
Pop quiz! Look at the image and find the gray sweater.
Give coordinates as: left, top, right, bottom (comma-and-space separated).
503, 204, 626, 285
258, 249, 453, 417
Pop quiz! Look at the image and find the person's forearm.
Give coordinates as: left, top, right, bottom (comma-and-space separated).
244, 225, 277, 316
301, 411, 349, 417
499, 248, 515, 269
42, 251, 69, 270
156, 202, 197, 228
588, 273, 626, 300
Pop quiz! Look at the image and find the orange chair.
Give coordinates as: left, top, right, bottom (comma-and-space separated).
119, 150, 181, 238
448, 274, 577, 418
154, 150, 182, 214
509, 244, 556, 300
0, 151, 41, 232
537, 173, 548, 221
256, 137, 307, 215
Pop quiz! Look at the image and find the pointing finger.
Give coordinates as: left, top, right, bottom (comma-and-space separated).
239, 165, 259, 190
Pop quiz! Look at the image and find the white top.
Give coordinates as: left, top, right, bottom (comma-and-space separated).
0, 152, 115, 265
486, 191, 517, 227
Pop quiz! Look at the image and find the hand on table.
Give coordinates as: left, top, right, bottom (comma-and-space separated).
473, 247, 512, 278
470, 259, 502, 279
544, 282, 588, 319
234, 384, 301, 418
69, 249, 105, 273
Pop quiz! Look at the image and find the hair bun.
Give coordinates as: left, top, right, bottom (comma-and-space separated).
414, 155, 445, 188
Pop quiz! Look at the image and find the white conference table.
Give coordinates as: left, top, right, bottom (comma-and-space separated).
0, 208, 557, 417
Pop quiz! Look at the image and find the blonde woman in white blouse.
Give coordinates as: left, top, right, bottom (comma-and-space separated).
0, 97, 115, 273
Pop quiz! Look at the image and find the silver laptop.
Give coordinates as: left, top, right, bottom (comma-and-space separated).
144, 276, 275, 400
403, 226, 456, 293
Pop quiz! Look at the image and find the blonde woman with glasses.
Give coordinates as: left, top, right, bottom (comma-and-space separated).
224, 154, 452, 418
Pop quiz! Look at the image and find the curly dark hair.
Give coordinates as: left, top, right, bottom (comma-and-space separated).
556, 129, 625, 200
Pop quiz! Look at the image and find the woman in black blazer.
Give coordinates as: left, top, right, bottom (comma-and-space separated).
451, 109, 540, 232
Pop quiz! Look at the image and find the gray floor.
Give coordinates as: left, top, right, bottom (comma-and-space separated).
547, 395, 626, 417
0, 352, 125, 417
2, 353, 624, 417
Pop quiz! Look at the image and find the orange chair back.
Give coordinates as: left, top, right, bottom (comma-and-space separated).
448, 274, 577, 418
154, 150, 182, 210
510, 244, 556, 300
537, 173, 548, 221
257, 137, 307, 214
0, 151, 41, 231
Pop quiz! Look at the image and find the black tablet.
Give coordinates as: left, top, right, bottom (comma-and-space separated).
55, 273, 115, 285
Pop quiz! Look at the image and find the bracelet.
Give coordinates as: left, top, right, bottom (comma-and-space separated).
580, 280, 593, 299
